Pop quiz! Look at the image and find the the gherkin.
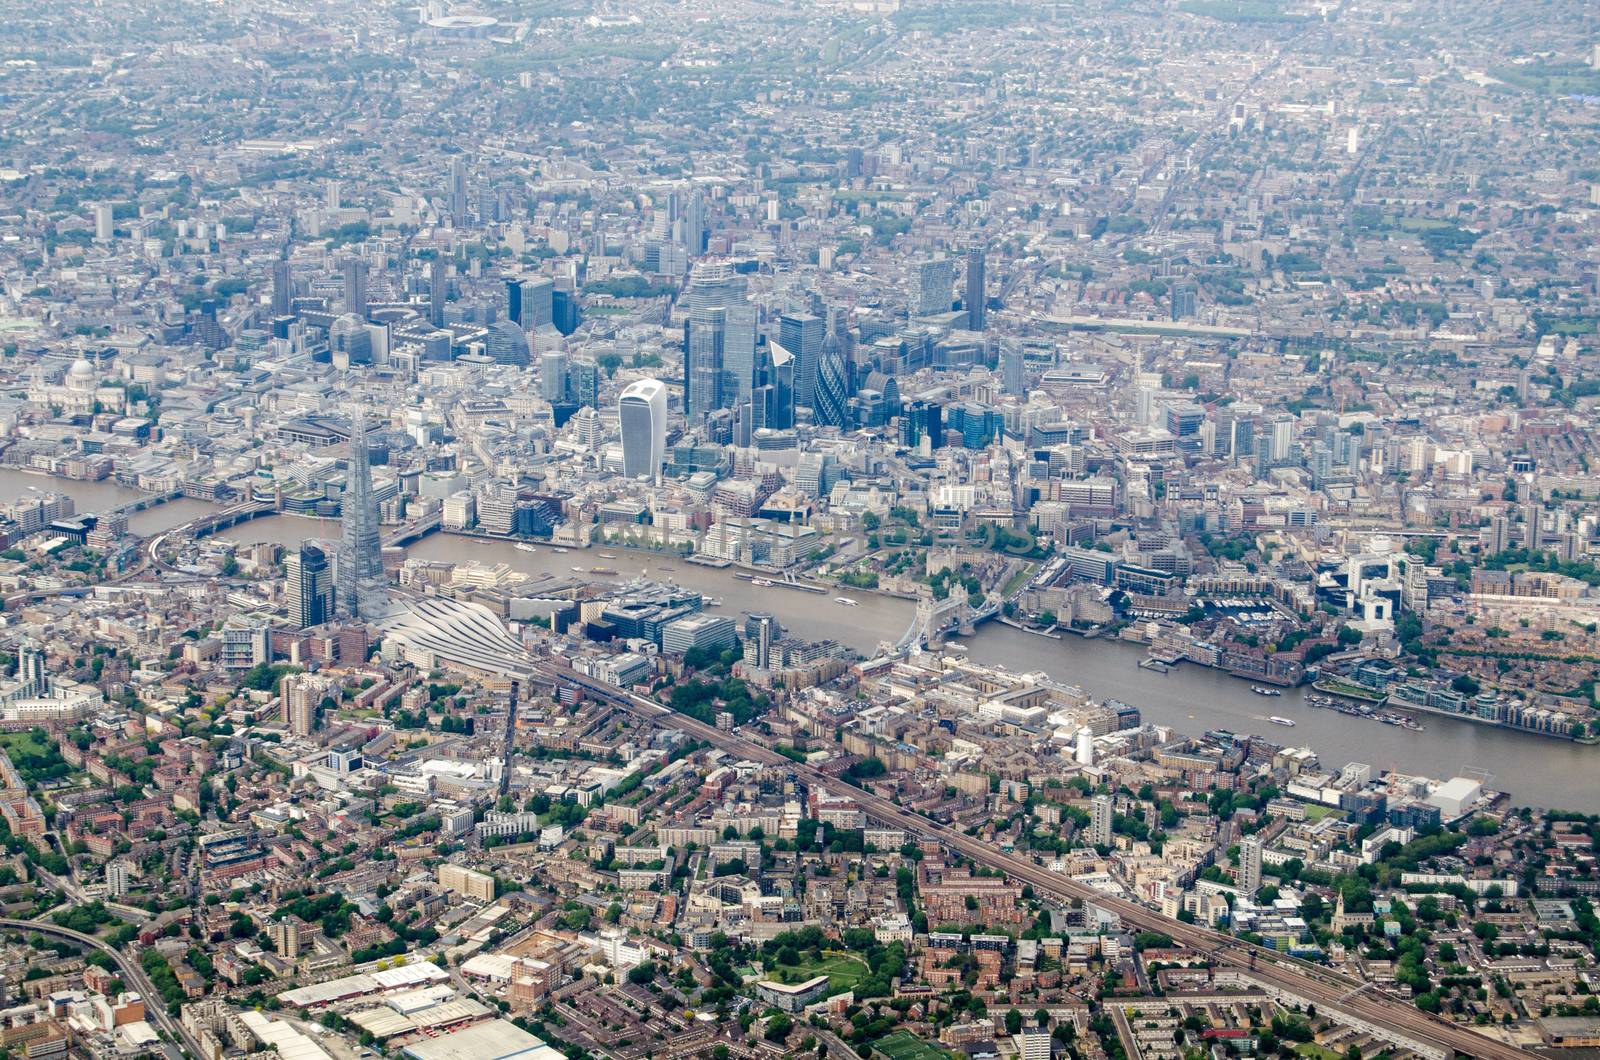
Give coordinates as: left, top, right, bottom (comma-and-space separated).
812, 308, 848, 428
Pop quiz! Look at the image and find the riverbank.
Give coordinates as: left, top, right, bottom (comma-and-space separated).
4, 468, 1596, 809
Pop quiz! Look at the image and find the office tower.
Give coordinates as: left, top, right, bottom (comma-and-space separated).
429, 256, 446, 327
271, 260, 291, 316
281, 673, 320, 737
683, 188, 708, 254
506, 277, 524, 325
645, 241, 687, 276
618, 379, 667, 481
795, 452, 836, 496
570, 406, 603, 449
733, 398, 752, 448
1523, 505, 1540, 552
552, 288, 580, 335
343, 256, 369, 317
778, 312, 823, 409
1001, 340, 1026, 397
478, 187, 503, 223
1166, 403, 1205, 448
684, 260, 747, 313
912, 257, 955, 317
285, 543, 334, 629
329, 314, 372, 366
1239, 836, 1262, 896
507, 276, 554, 329
965, 246, 986, 331
325, 180, 342, 210
17, 643, 45, 697
760, 343, 797, 430
541, 350, 569, 403
1171, 281, 1197, 320
448, 156, 468, 225
812, 309, 848, 428
484, 320, 530, 366
750, 385, 775, 430
336, 412, 385, 620
569, 358, 600, 409
899, 400, 943, 450
683, 259, 746, 369
93, 203, 114, 241
1268, 414, 1295, 463
744, 612, 779, 670
723, 304, 757, 404
1230, 416, 1255, 465
1090, 794, 1113, 848
687, 306, 726, 420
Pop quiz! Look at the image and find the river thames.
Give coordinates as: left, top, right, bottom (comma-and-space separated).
1, 468, 1589, 810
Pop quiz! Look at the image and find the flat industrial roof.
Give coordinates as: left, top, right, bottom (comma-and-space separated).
400, 1019, 565, 1060
238, 1011, 334, 1060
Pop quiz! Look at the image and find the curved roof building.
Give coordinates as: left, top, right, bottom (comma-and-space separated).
618, 378, 667, 482
381, 596, 530, 677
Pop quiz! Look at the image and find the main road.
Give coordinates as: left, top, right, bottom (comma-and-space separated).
539, 658, 1530, 1060
0, 917, 198, 1059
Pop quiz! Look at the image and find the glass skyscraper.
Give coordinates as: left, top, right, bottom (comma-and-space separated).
965, 246, 986, 331
619, 379, 667, 481
778, 312, 823, 410
337, 412, 385, 620
286, 543, 334, 629
812, 310, 848, 428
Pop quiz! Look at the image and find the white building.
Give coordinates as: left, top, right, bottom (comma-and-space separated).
618, 378, 667, 482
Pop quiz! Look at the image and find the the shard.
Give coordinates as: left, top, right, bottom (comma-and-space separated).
336, 410, 385, 619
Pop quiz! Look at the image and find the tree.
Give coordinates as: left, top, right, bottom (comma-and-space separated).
764, 1013, 792, 1043
1006, 1008, 1023, 1035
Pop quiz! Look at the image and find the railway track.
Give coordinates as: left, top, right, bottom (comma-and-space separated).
539, 658, 1531, 1059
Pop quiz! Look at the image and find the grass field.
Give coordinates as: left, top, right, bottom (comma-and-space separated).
874, 1030, 953, 1060
0, 729, 53, 760
1302, 804, 1344, 822
768, 951, 869, 995
1002, 564, 1035, 598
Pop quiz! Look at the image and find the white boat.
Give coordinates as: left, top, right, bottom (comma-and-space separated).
834, 597, 859, 606
1251, 686, 1282, 697
1269, 716, 1296, 727
945, 642, 967, 651
600, 553, 618, 559
553, 548, 569, 554
570, 566, 586, 573
752, 578, 774, 587
515, 543, 538, 553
